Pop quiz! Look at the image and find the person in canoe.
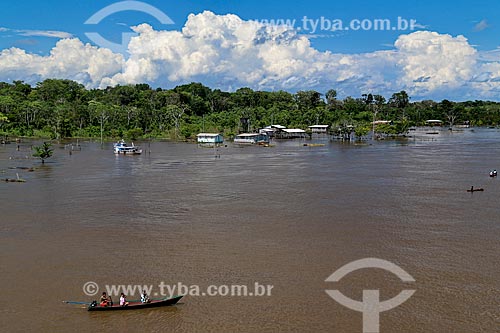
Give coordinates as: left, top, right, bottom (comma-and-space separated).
141, 290, 151, 304
119, 293, 129, 307
100, 292, 112, 307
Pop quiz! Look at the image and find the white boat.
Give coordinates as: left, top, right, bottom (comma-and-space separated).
234, 133, 270, 145
113, 140, 142, 155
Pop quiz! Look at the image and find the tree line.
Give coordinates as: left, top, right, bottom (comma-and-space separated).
1, 79, 499, 141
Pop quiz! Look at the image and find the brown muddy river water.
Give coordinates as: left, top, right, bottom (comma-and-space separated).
0, 129, 499, 332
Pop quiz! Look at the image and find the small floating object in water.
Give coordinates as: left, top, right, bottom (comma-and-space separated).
303, 143, 325, 147
489, 170, 497, 177
4, 173, 26, 183
467, 186, 484, 192
9, 166, 33, 171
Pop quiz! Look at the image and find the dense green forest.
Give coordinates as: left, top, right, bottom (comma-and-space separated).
1, 79, 500, 141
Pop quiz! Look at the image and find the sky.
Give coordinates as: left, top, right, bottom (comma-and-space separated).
1, 0, 500, 101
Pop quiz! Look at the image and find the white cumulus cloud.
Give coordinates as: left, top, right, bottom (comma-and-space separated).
394, 31, 478, 97
0, 39, 123, 87
1, 11, 500, 100
105, 11, 399, 95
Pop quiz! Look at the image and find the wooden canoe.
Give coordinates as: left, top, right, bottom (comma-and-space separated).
87, 295, 183, 311
467, 188, 484, 192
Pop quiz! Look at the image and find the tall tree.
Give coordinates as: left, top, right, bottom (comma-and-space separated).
325, 89, 337, 107
440, 99, 461, 127
389, 91, 410, 108
361, 93, 374, 105
295, 91, 322, 111
166, 104, 189, 139
89, 100, 111, 146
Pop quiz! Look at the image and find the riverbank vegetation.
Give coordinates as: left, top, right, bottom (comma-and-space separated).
1, 79, 500, 141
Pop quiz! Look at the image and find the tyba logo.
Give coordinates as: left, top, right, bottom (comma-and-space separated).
325, 258, 416, 333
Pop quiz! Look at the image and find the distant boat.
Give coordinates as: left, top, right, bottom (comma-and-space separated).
113, 140, 142, 155
88, 295, 183, 311
234, 133, 269, 145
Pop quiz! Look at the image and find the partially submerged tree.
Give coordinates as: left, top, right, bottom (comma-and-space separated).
440, 99, 462, 127
32, 142, 53, 164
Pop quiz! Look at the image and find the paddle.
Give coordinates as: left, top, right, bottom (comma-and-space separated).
63, 301, 91, 305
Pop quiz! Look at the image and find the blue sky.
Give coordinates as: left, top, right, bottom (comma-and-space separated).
1, 0, 500, 100
1, 0, 498, 54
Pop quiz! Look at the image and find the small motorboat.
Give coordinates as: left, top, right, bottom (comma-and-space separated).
489, 170, 497, 177
113, 140, 142, 155
87, 295, 183, 311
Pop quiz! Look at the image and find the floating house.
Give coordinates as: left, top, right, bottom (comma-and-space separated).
260, 125, 308, 139
234, 133, 270, 145
197, 133, 224, 146
308, 125, 330, 134
455, 121, 470, 128
371, 120, 392, 125
425, 120, 443, 126
260, 125, 286, 137
277, 128, 308, 139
